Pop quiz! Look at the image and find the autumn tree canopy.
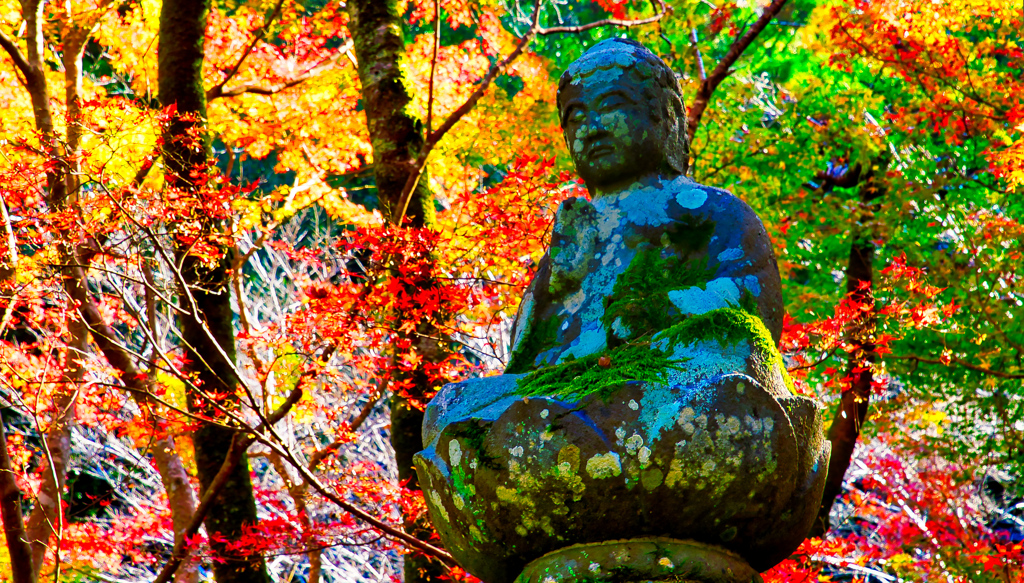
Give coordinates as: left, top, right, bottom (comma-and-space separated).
0, 0, 1021, 582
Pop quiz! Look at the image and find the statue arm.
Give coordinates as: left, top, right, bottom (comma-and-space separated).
668, 191, 784, 343
505, 252, 554, 373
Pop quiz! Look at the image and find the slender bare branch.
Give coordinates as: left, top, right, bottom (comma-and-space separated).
150, 386, 304, 583
205, 0, 287, 100
255, 433, 458, 566
686, 0, 789, 144
690, 29, 706, 81
426, 0, 441, 135
392, 0, 668, 225
209, 47, 350, 100
889, 353, 1024, 379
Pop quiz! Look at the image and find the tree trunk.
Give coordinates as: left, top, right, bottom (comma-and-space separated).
2, 4, 200, 580
811, 168, 884, 536
812, 237, 874, 534
159, 1, 270, 581
0, 409, 37, 583
347, 2, 445, 581
347, 0, 435, 228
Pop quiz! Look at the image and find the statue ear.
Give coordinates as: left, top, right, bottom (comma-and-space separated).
655, 98, 675, 172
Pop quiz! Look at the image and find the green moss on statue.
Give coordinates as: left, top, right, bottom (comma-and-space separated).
655, 307, 796, 394
506, 316, 560, 374
602, 244, 715, 342
516, 342, 685, 401
664, 215, 716, 256
451, 421, 502, 469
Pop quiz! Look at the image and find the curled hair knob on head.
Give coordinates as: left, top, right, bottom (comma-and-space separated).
557, 38, 690, 175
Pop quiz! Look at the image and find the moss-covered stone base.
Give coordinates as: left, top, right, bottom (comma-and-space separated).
415, 370, 830, 583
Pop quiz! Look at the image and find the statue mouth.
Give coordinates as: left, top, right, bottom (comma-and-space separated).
587, 144, 616, 159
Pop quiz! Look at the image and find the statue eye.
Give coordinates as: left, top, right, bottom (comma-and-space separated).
566, 108, 586, 124
599, 94, 626, 110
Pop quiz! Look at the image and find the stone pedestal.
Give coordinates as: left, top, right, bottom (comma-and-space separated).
516, 538, 761, 583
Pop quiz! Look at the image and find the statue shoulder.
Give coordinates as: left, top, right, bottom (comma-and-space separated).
663, 176, 754, 217
663, 177, 771, 242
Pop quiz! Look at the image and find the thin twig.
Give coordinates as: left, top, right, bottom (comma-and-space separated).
426, 0, 441, 135
150, 386, 304, 583
253, 433, 457, 566
690, 29, 706, 81
888, 353, 1024, 379
205, 0, 287, 100
686, 0, 789, 143
392, 0, 668, 225
348, 355, 394, 433
787, 346, 840, 372
210, 47, 351, 100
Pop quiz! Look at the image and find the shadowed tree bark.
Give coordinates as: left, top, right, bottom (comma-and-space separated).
808, 162, 886, 536
158, 0, 270, 581
347, 2, 445, 581
0, 409, 36, 583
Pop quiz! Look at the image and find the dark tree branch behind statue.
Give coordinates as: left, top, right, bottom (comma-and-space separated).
686, 0, 790, 145
802, 162, 885, 537
392, 0, 671, 226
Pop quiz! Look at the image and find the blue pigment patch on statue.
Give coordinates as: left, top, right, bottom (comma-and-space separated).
617, 187, 670, 227
559, 320, 608, 362
657, 338, 753, 389
674, 184, 708, 209
667, 277, 742, 315
573, 65, 624, 90
638, 381, 684, 441
717, 247, 744, 262
744, 275, 762, 296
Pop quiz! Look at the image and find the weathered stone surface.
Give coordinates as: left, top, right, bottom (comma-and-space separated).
414, 38, 829, 583
505, 175, 785, 375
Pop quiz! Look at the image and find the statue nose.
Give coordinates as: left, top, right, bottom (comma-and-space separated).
581, 112, 608, 139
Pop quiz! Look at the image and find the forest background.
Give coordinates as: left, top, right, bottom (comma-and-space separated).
0, 0, 1022, 582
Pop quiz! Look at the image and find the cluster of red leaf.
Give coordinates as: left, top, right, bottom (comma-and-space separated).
782, 252, 959, 396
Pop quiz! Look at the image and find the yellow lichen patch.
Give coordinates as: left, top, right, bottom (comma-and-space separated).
429, 490, 450, 522
586, 452, 623, 479
641, 467, 664, 491
557, 444, 581, 471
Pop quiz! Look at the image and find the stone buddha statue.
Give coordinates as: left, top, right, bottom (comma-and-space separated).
415, 39, 830, 583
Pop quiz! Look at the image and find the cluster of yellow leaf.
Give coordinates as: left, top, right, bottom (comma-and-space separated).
93, 0, 161, 99
992, 126, 1024, 192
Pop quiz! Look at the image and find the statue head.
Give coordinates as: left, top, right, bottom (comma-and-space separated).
557, 38, 689, 193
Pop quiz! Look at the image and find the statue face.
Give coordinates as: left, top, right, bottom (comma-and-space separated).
559, 72, 665, 192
